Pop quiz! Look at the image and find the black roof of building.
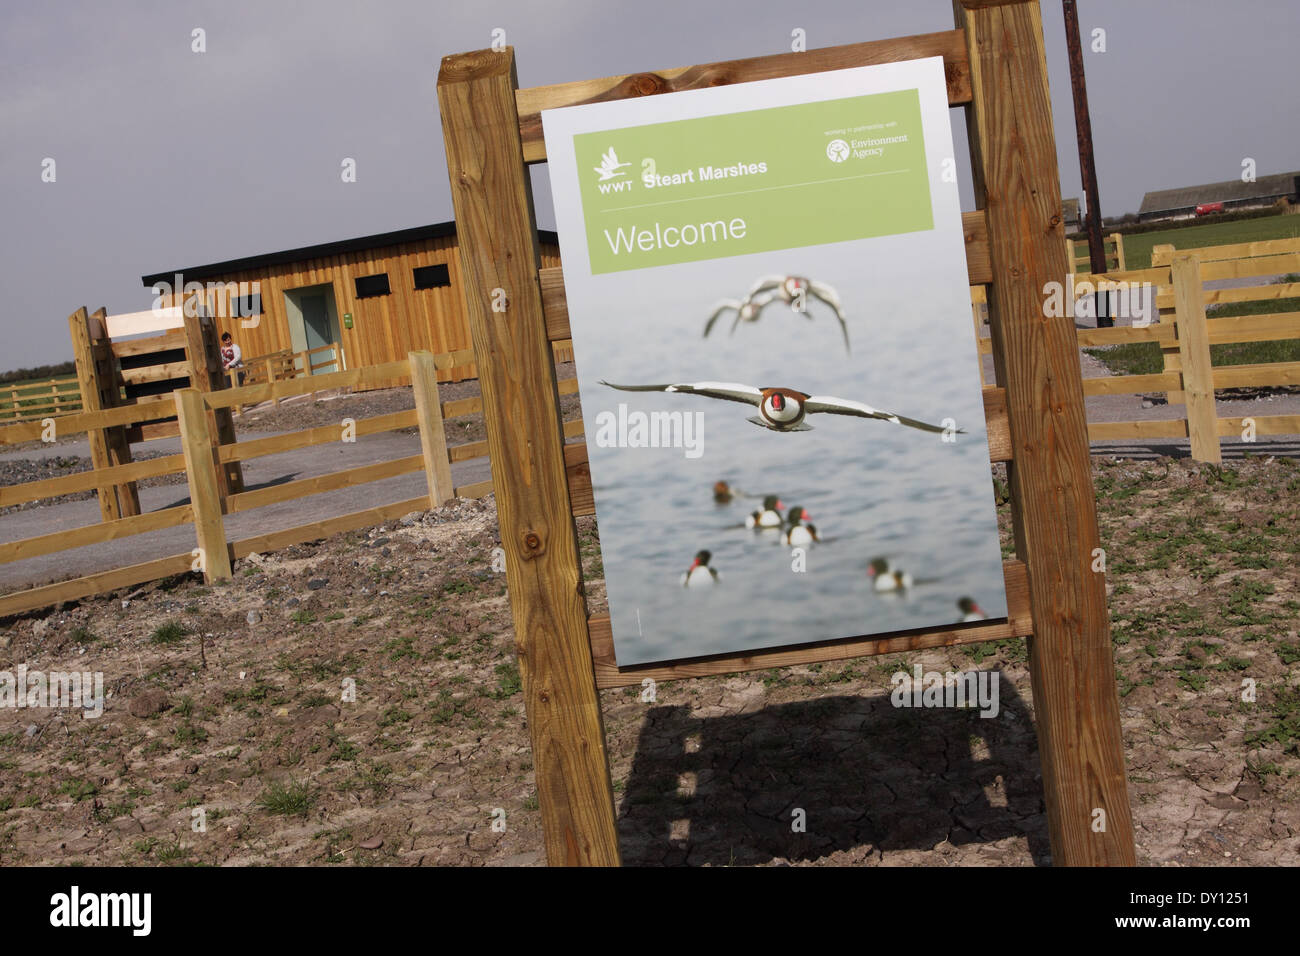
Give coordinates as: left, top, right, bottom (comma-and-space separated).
1138, 172, 1299, 216
141, 221, 560, 286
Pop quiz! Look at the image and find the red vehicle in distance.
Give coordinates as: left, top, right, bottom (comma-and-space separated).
1195, 201, 1225, 216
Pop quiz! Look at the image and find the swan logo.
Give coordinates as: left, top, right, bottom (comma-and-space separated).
593, 147, 631, 181
826, 139, 850, 163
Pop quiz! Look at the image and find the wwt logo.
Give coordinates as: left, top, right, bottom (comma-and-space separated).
593, 147, 632, 193
49, 886, 151, 936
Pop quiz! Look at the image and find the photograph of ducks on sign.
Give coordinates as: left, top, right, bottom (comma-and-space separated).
542, 58, 1006, 667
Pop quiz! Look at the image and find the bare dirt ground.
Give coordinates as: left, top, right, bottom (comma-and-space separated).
0, 455, 1296, 866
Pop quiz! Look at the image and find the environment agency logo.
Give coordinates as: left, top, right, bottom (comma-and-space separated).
826, 138, 850, 162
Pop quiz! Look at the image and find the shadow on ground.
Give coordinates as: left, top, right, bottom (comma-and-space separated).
616, 673, 1050, 866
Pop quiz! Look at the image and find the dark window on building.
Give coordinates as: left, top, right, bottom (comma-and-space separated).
354, 273, 391, 298
413, 264, 451, 290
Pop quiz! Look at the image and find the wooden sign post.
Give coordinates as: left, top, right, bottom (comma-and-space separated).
438, 0, 1135, 866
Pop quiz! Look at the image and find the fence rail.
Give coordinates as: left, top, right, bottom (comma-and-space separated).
0, 376, 82, 422
982, 235, 1300, 461
1066, 231, 1126, 274
0, 348, 581, 617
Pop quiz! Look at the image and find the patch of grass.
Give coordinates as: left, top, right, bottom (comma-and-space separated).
174, 723, 208, 746
257, 780, 316, 817
1244, 686, 1300, 752
291, 609, 316, 625
378, 707, 412, 728
69, 625, 97, 644
150, 620, 188, 645
491, 661, 522, 699
58, 779, 98, 802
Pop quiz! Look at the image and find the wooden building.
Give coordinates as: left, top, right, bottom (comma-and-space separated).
141, 222, 561, 385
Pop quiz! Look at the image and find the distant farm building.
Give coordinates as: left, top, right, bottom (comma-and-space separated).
142, 222, 561, 385
1138, 171, 1298, 223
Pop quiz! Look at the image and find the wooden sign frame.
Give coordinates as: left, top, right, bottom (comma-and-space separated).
437, 0, 1135, 866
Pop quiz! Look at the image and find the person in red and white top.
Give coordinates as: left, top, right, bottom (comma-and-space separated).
220, 332, 245, 386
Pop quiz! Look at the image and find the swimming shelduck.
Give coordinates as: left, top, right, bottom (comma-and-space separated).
681, 549, 719, 587
745, 495, 785, 529
957, 597, 987, 622
784, 506, 819, 546
601, 381, 957, 435
868, 557, 913, 592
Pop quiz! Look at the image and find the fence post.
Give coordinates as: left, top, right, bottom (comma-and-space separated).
1111, 232, 1126, 271
175, 387, 233, 582
409, 351, 455, 508
1171, 254, 1221, 463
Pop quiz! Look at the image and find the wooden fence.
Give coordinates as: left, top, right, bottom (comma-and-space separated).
977, 235, 1300, 461
0, 376, 82, 422
1066, 231, 1126, 274
235, 342, 345, 390
0, 348, 583, 617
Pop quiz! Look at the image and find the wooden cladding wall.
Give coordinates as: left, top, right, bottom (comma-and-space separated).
156, 238, 562, 388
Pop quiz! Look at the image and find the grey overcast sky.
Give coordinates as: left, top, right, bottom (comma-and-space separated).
2, 0, 1296, 369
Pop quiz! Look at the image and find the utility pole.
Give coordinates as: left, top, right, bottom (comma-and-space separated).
1062, 0, 1112, 326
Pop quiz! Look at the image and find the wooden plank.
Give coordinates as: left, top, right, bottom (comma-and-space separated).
93, 303, 143, 518
110, 329, 188, 359
1156, 281, 1300, 310
1081, 371, 1183, 396
591, 559, 1030, 686
0, 552, 196, 619
1200, 252, 1300, 283
958, 0, 1134, 865
1075, 324, 1174, 347
204, 358, 411, 409
440, 47, 621, 867
1212, 361, 1300, 389
0, 505, 193, 564
410, 351, 456, 508
981, 385, 1011, 461
442, 375, 578, 420
0, 391, 177, 446
68, 307, 119, 521
229, 496, 430, 560
447, 437, 489, 462
6, 377, 79, 396
217, 410, 417, 464
127, 420, 182, 443
224, 455, 425, 514
516, 29, 972, 163
175, 388, 232, 582
118, 361, 191, 386
1087, 419, 1189, 441
104, 306, 185, 338
0, 453, 186, 508
1151, 236, 1300, 267
1217, 414, 1300, 437
1205, 312, 1300, 346
454, 478, 495, 499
